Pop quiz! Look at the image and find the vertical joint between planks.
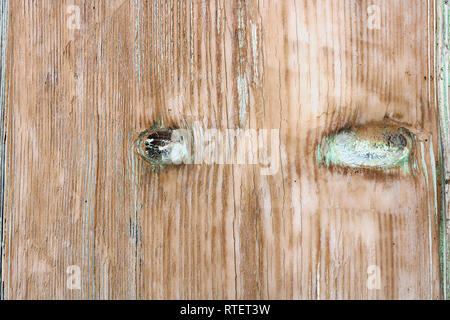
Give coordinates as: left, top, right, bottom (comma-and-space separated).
0, 0, 9, 301
436, 0, 449, 300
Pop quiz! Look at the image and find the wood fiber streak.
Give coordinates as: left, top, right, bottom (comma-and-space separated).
0, 0, 10, 300
1, 0, 442, 299
436, 0, 449, 299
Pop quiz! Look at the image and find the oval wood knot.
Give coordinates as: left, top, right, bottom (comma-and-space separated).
135, 126, 192, 168
317, 123, 415, 173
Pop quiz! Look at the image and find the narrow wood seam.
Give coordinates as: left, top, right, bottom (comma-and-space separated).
0, 0, 10, 301
436, 0, 449, 299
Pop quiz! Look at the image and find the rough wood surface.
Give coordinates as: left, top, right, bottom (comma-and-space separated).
0, 0, 9, 300
437, 0, 449, 299
0, 0, 443, 299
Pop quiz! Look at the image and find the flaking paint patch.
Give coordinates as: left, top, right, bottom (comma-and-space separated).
236, 0, 248, 127
237, 73, 248, 127
237, 1, 245, 49
251, 22, 259, 84
216, 0, 221, 33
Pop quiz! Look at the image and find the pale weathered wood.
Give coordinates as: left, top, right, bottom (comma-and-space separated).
436, 0, 449, 299
0, 0, 443, 299
0, 0, 10, 300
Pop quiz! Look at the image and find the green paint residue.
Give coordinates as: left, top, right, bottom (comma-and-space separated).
317, 125, 414, 174
437, 0, 449, 299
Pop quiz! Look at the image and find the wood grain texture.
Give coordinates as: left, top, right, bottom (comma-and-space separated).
0, 0, 9, 300
437, 0, 449, 299
0, 0, 443, 299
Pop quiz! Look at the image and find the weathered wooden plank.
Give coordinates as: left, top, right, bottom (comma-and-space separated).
2, 0, 139, 299
437, 0, 449, 299
0, 0, 10, 300
0, 0, 443, 299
